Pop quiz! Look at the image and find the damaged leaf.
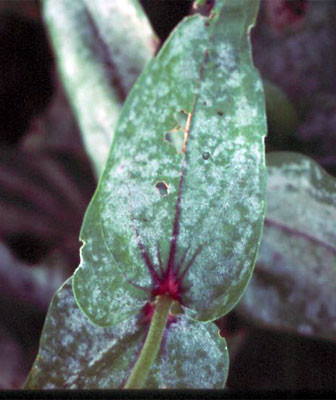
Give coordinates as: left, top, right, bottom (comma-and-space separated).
73, 0, 267, 327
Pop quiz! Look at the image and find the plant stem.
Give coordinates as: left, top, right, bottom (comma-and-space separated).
124, 295, 173, 389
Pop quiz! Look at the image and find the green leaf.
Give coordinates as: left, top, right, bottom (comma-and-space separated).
73, 0, 267, 326
24, 278, 228, 389
238, 152, 336, 342
263, 80, 298, 148
147, 316, 229, 389
43, 0, 156, 175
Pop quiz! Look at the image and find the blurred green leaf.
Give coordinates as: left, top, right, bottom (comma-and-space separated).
263, 80, 298, 148
24, 278, 228, 389
73, 0, 267, 327
43, 0, 156, 175
238, 152, 336, 342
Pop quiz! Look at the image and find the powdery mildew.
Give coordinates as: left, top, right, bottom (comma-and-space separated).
148, 316, 228, 388
26, 278, 229, 389
26, 279, 143, 389
74, 0, 266, 325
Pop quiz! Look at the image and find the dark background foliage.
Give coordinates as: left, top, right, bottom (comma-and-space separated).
0, 0, 335, 389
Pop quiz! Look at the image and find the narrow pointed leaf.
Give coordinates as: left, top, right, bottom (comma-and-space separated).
24, 278, 228, 389
238, 152, 336, 342
43, 0, 156, 175
73, 0, 267, 326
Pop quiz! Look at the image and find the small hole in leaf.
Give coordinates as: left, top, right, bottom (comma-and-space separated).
164, 132, 172, 143
164, 131, 184, 153
155, 181, 169, 196
202, 151, 210, 160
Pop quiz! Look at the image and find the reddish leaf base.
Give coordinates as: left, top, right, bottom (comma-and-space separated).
141, 301, 177, 326
130, 161, 202, 322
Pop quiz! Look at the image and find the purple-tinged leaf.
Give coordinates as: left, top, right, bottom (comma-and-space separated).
73, 0, 267, 326
238, 152, 336, 342
43, 0, 156, 175
24, 278, 228, 389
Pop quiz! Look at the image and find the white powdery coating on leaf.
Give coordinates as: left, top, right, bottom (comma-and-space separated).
155, 316, 228, 388
226, 70, 244, 88
160, 6, 266, 320
234, 96, 258, 128
76, 1, 266, 325
216, 42, 236, 70
75, 218, 148, 325
81, 16, 209, 306
27, 279, 144, 389
178, 84, 265, 320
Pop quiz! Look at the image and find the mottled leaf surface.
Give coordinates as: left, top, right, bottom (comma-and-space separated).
147, 314, 229, 389
43, 0, 155, 175
24, 278, 228, 389
73, 0, 267, 326
238, 152, 336, 342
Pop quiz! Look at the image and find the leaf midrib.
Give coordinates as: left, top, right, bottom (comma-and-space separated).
264, 217, 336, 255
